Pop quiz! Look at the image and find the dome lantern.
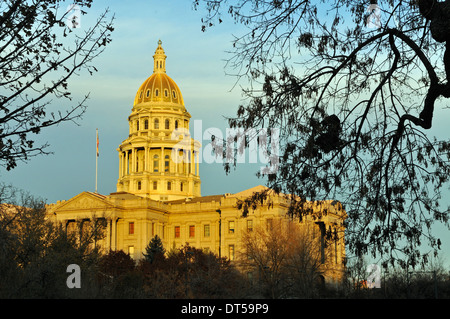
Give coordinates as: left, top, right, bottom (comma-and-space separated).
153, 39, 166, 73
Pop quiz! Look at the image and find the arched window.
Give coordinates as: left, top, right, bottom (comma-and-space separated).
153, 155, 159, 172
144, 119, 148, 130
164, 89, 168, 97
172, 90, 176, 98
165, 119, 170, 130
154, 118, 159, 129
146, 90, 150, 97
165, 155, 169, 172
175, 120, 178, 129
155, 89, 159, 97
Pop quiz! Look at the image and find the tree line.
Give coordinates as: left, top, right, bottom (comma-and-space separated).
1, 185, 449, 299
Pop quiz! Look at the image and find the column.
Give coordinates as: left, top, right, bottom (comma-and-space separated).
118, 152, 123, 178
144, 146, 148, 172
160, 147, 164, 174
106, 218, 111, 250
190, 149, 194, 175
125, 151, 129, 175
132, 148, 136, 173
111, 217, 117, 251
196, 151, 200, 176
174, 149, 178, 174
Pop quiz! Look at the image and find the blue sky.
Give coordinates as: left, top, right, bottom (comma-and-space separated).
1, 0, 449, 268
2, 0, 265, 203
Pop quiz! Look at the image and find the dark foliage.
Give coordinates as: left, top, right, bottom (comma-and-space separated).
193, 0, 450, 268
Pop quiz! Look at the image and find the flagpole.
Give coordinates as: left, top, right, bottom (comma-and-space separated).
95, 128, 98, 193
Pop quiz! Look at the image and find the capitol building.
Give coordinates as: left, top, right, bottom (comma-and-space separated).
47, 41, 346, 284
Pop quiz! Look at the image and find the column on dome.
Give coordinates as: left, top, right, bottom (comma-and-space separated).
118, 152, 122, 178
144, 146, 148, 172
131, 148, 136, 173
160, 147, 164, 174
125, 150, 130, 175
190, 149, 194, 175
196, 151, 200, 176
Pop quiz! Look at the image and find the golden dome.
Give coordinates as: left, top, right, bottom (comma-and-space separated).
133, 40, 185, 107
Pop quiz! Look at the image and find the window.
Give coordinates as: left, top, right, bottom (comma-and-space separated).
167, 181, 171, 190
229, 245, 235, 261
139, 91, 143, 99
136, 120, 139, 131
154, 118, 159, 129
247, 220, 253, 232
128, 246, 134, 258
228, 221, 235, 234
204, 224, 210, 237
144, 119, 148, 130
146, 89, 150, 97
172, 90, 176, 98
129, 222, 134, 235
155, 89, 159, 97
153, 155, 159, 172
67, 220, 76, 235
136, 156, 139, 172
180, 182, 184, 192
153, 181, 157, 190
165, 155, 169, 172
189, 225, 195, 238
137, 181, 141, 190
164, 89, 168, 97
165, 119, 170, 130
266, 219, 273, 232
174, 226, 180, 238
175, 120, 178, 129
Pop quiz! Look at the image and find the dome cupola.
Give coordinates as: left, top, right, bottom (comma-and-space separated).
133, 40, 184, 107
117, 40, 201, 201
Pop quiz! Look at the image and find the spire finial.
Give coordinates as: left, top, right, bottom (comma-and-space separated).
153, 39, 166, 73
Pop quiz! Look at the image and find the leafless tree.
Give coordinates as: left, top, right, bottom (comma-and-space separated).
194, 0, 450, 268
240, 218, 327, 298
0, 0, 114, 170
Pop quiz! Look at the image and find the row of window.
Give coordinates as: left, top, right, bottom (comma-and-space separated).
139, 88, 177, 100
125, 220, 270, 261
136, 180, 185, 191
128, 151, 193, 174
135, 118, 181, 131
172, 220, 256, 239
127, 219, 267, 238
152, 154, 170, 173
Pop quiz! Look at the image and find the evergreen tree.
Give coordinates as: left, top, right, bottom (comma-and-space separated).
143, 235, 165, 263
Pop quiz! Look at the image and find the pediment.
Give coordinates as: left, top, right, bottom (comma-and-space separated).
52, 192, 115, 212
